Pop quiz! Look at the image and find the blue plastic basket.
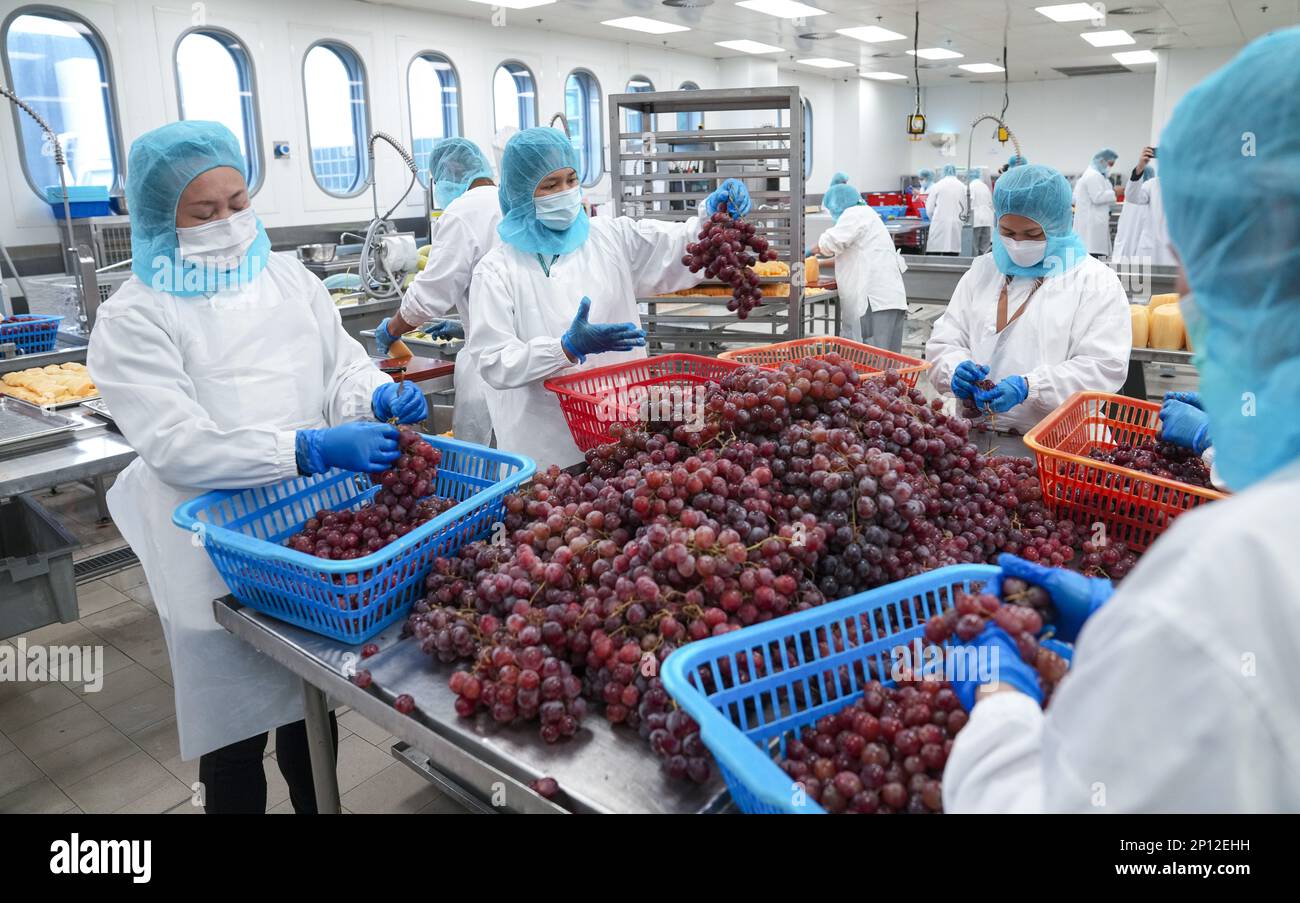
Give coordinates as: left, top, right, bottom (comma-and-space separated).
661, 564, 1001, 814
0, 315, 64, 354
172, 435, 534, 643
871, 204, 908, 220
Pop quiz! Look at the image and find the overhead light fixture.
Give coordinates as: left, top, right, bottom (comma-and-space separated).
1113, 49, 1158, 64
959, 62, 1005, 73
601, 16, 690, 33
735, 0, 827, 18
907, 47, 964, 60
461, 0, 556, 8
797, 57, 853, 68
715, 39, 784, 54
837, 25, 907, 43
862, 71, 908, 80
1082, 29, 1135, 47
1034, 3, 1104, 23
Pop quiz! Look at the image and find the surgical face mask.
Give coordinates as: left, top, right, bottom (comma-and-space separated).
534, 187, 583, 231
177, 207, 258, 270
1002, 236, 1047, 267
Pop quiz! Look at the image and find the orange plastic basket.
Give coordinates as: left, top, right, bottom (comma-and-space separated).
1022, 392, 1226, 552
718, 337, 930, 388
543, 354, 744, 452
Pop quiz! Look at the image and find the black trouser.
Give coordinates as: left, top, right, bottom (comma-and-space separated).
198, 712, 339, 814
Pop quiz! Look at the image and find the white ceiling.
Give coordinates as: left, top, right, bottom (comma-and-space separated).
378, 0, 1299, 84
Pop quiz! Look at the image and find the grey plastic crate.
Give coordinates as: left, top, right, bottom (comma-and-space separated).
0, 495, 79, 638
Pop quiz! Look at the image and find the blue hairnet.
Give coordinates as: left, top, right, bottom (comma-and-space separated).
126, 121, 269, 297
429, 138, 495, 208
991, 163, 1087, 277
496, 127, 589, 256
1091, 147, 1118, 174
1160, 26, 1300, 490
919, 168, 935, 184
941, 164, 957, 178
1007, 154, 1027, 168
824, 173, 863, 221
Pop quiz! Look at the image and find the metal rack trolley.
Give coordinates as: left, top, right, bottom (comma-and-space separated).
607, 87, 831, 352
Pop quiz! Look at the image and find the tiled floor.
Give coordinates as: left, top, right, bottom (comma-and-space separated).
0, 483, 467, 815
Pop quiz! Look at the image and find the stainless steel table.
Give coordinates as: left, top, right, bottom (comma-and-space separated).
212, 596, 729, 814
0, 406, 135, 502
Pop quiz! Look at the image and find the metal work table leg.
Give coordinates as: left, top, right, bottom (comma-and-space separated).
302, 680, 342, 814
92, 474, 111, 523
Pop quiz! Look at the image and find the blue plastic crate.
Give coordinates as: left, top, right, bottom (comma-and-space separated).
871, 204, 908, 220
43, 185, 113, 219
0, 315, 64, 354
172, 435, 534, 643
662, 564, 1002, 814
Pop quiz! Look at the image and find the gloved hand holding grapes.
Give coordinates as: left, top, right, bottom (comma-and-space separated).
975, 375, 1029, 413
950, 622, 1044, 712
296, 422, 400, 475
704, 178, 752, 217
372, 382, 429, 424
995, 552, 1114, 643
950, 360, 988, 400
1159, 391, 1211, 453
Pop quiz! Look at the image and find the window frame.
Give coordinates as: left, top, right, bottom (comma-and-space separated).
677, 80, 703, 132
172, 25, 265, 195
493, 59, 537, 135
407, 49, 463, 186
1, 4, 126, 199
301, 38, 372, 198
802, 97, 813, 180
624, 74, 655, 136
564, 68, 603, 188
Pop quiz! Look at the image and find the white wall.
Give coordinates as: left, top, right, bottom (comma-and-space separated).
906, 73, 1156, 180
1150, 46, 1239, 140
0, 0, 719, 249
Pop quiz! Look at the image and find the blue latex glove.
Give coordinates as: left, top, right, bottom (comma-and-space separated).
1165, 390, 1203, 409
425, 320, 464, 339
950, 623, 1043, 712
296, 422, 400, 475
1159, 397, 1211, 453
995, 553, 1114, 643
975, 375, 1029, 413
704, 178, 752, 217
373, 317, 398, 356
950, 360, 988, 400
372, 382, 428, 424
561, 296, 646, 364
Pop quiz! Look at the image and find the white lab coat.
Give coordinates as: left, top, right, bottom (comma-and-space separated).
925, 254, 1132, 434
968, 179, 994, 229
817, 205, 907, 339
86, 252, 389, 760
467, 215, 702, 470
924, 176, 968, 254
1072, 167, 1117, 256
1123, 176, 1175, 266
399, 184, 500, 445
1110, 191, 1151, 262
944, 462, 1300, 813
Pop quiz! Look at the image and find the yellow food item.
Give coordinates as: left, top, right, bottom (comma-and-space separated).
1148, 292, 1180, 311
805, 256, 820, 287
0, 361, 97, 405
1130, 305, 1149, 348
754, 260, 791, 298
1149, 304, 1185, 350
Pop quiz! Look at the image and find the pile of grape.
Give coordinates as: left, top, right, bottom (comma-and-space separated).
1089, 437, 1213, 490
404, 355, 1143, 781
285, 427, 446, 560
682, 210, 780, 319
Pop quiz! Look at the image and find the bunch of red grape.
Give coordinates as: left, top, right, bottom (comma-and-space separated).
682, 210, 780, 319
775, 678, 965, 814
285, 427, 446, 560
1088, 438, 1213, 490
406, 354, 1147, 783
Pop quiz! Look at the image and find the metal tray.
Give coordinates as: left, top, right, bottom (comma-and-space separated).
80, 397, 113, 421
0, 397, 80, 453
360, 329, 464, 357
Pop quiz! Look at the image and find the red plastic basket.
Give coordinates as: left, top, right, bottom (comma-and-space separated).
718, 337, 930, 388
543, 354, 743, 452
1023, 392, 1227, 553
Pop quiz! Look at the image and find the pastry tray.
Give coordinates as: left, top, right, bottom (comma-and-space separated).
0, 397, 80, 453
0, 389, 102, 409
80, 397, 113, 421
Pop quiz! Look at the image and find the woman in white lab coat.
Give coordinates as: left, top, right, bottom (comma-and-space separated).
1072, 148, 1119, 257
87, 122, 426, 813
942, 28, 1300, 812
924, 165, 968, 255
1109, 161, 1153, 262
967, 169, 994, 257
375, 138, 499, 445
467, 128, 750, 469
813, 173, 908, 351
926, 163, 1131, 435
1122, 146, 1175, 266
